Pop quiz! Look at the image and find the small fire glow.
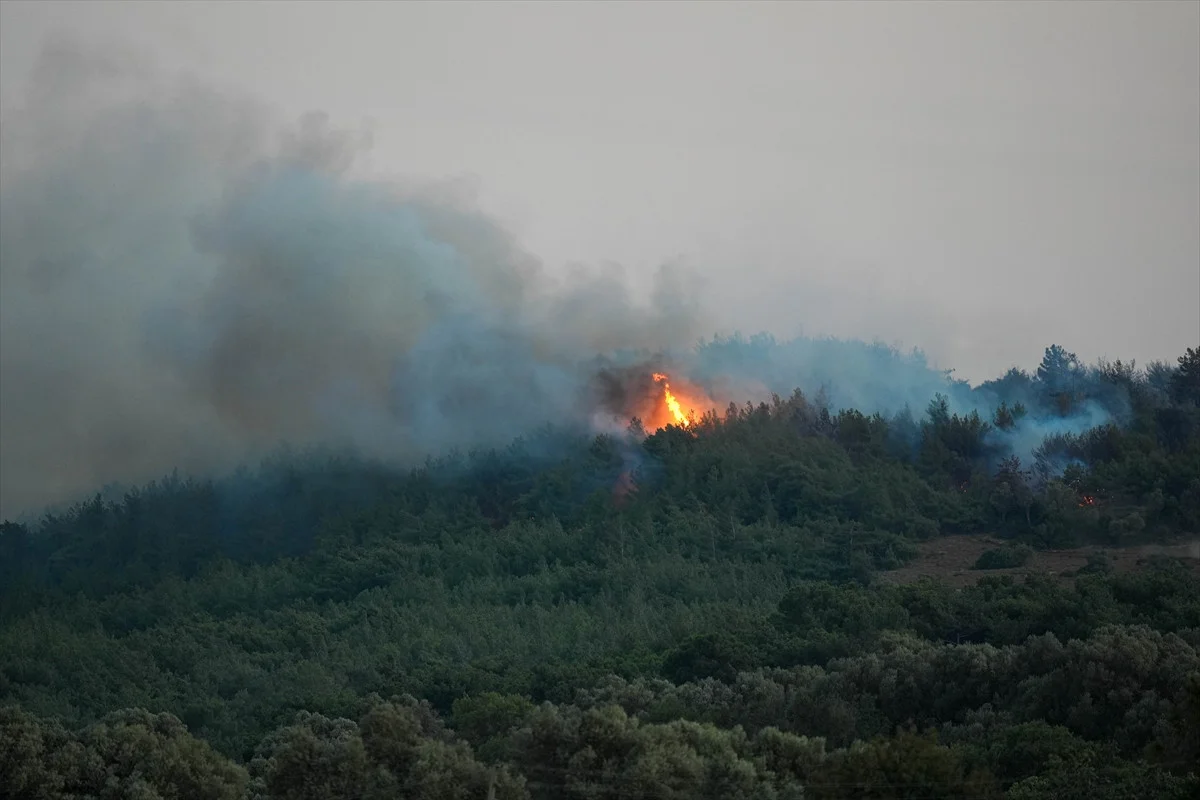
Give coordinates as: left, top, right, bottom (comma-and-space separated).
1078, 495, 1097, 507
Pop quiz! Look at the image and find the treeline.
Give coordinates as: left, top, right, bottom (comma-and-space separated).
6, 620, 1199, 798
4, 345, 1198, 609
693, 336, 1193, 425
3, 551, 1197, 757
1, 344, 1198, 797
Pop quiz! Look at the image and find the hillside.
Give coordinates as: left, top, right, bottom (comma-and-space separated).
2, 343, 1199, 799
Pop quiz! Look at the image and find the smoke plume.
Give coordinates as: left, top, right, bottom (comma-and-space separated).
0, 41, 1124, 519
0, 42, 705, 517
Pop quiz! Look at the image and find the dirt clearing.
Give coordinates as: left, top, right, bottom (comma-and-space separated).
882, 534, 1200, 587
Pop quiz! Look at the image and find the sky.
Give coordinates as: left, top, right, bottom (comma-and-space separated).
0, 0, 1197, 381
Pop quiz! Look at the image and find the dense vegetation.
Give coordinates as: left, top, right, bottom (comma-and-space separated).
2, 343, 1199, 798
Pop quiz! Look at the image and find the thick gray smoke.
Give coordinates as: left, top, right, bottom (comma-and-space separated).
1, 41, 1124, 520
0, 42, 703, 517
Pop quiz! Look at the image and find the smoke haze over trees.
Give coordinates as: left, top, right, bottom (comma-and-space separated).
2, 337, 1198, 797
0, 41, 708, 517
0, 41, 1182, 521
2, 27, 1199, 800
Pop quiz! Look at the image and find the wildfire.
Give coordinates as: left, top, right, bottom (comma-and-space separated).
593, 366, 711, 433
653, 372, 690, 428
1078, 495, 1097, 507
608, 370, 716, 507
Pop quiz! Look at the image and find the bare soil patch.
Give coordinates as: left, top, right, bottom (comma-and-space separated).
882, 534, 1200, 587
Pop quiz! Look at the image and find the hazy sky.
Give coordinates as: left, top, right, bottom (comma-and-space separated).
1, 0, 1197, 381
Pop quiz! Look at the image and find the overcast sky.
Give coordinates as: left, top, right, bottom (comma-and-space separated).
2, 0, 1197, 381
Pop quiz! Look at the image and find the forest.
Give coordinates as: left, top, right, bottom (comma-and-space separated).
2, 339, 1199, 799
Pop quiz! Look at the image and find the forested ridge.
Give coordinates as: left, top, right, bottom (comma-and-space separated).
2, 341, 1200, 799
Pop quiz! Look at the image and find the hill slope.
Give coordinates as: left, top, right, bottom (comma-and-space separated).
2, 345, 1199, 799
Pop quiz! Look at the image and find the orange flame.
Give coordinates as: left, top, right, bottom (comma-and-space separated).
1078, 495, 1096, 507
653, 372, 690, 428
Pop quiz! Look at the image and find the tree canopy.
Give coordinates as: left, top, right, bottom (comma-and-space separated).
3, 341, 1198, 798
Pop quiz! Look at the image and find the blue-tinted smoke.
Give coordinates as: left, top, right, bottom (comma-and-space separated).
0, 43, 700, 517
683, 332, 1131, 472
0, 41, 1147, 519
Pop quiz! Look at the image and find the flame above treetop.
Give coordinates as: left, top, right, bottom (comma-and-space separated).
652, 372, 691, 428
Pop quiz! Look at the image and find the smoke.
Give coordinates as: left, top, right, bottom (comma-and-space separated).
688, 333, 957, 416
1, 40, 1127, 519
680, 333, 1122, 470
0, 41, 705, 518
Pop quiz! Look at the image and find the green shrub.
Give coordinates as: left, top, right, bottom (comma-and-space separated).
1078, 551, 1113, 575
